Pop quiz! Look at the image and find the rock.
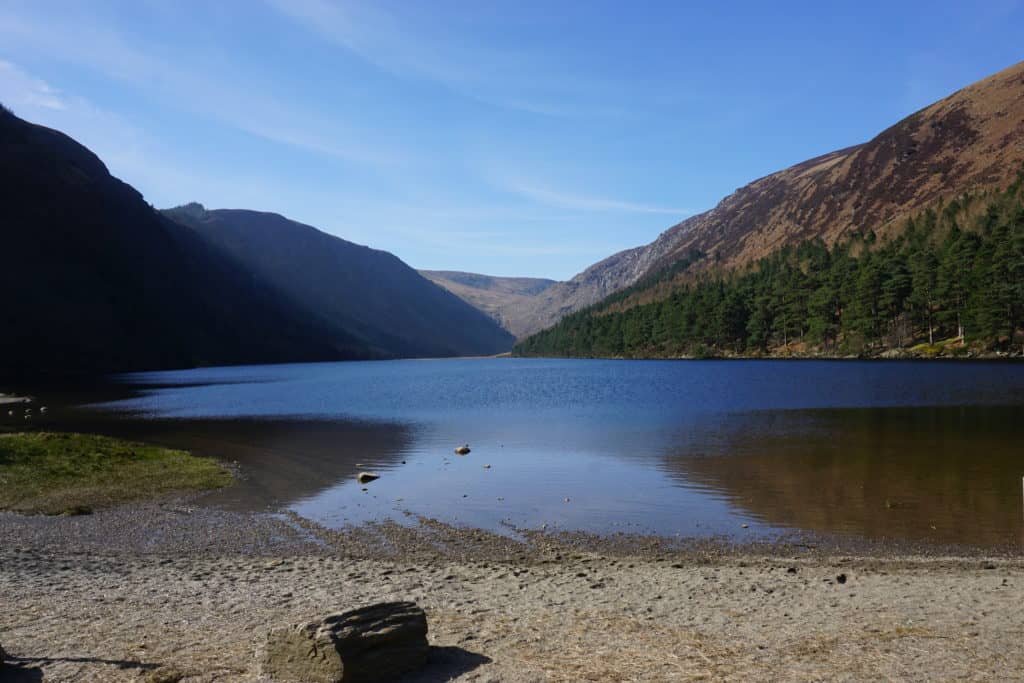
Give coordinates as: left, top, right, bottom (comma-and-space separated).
258, 601, 428, 683
836, 573, 847, 584
356, 472, 379, 484
146, 667, 186, 683
454, 444, 471, 455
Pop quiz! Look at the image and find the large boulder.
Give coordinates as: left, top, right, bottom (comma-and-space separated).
257, 601, 428, 683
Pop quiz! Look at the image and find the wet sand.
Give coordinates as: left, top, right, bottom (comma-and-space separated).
2, 501, 1023, 682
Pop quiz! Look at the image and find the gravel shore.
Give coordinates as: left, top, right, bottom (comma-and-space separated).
2, 502, 1023, 682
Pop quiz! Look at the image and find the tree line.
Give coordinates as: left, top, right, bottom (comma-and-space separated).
516, 176, 1024, 358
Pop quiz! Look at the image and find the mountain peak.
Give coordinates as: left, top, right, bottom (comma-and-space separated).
168, 202, 208, 219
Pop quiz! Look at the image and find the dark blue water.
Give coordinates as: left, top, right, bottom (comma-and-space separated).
78, 358, 1024, 546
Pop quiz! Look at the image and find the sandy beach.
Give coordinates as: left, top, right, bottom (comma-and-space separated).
2, 501, 1023, 682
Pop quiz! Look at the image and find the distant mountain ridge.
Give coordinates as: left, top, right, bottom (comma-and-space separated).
515, 60, 1024, 336
165, 206, 514, 358
418, 270, 556, 339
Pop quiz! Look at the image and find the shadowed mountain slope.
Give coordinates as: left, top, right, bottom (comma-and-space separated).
165, 206, 515, 358
0, 107, 356, 376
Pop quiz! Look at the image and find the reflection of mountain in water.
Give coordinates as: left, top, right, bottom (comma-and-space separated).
50, 414, 416, 511
662, 406, 1024, 547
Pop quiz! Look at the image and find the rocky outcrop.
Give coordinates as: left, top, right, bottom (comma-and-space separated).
257, 602, 428, 683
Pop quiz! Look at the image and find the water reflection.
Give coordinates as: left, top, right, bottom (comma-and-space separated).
33, 414, 416, 511
667, 406, 1024, 547
9, 359, 1024, 548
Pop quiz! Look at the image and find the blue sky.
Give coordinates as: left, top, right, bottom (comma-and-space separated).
0, 1, 1021, 279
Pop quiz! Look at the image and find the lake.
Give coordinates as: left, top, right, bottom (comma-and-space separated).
13, 358, 1024, 548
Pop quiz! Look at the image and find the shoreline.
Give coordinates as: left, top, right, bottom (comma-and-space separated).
2, 501, 1023, 681
512, 351, 1024, 362
2, 497, 1024, 563
3, 352, 1024, 388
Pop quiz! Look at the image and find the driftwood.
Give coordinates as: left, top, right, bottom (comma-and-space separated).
258, 601, 428, 683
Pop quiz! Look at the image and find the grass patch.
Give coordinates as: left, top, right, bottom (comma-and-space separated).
909, 342, 943, 357
0, 432, 233, 515
909, 336, 967, 357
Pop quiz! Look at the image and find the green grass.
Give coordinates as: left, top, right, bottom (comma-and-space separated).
909, 336, 967, 357
0, 432, 233, 515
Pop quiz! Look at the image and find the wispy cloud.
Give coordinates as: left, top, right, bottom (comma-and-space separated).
0, 59, 360, 218
0, 6, 406, 167
0, 60, 66, 110
499, 178, 690, 216
264, 0, 467, 85
261, 0, 627, 118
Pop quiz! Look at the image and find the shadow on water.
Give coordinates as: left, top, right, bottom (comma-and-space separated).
41, 414, 418, 511
663, 405, 1024, 547
2, 376, 417, 511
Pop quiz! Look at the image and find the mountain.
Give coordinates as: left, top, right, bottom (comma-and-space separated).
418, 271, 556, 339
518, 60, 1024, 337
516, 181, 1024, 358
165, 206, 514, 358
0, 105, 512, 377
0, 105, 357, 377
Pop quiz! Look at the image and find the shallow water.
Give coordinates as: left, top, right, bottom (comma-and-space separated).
12, 358, 1024, 547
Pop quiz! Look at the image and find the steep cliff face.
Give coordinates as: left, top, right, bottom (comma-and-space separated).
517, 60, 1024, 336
